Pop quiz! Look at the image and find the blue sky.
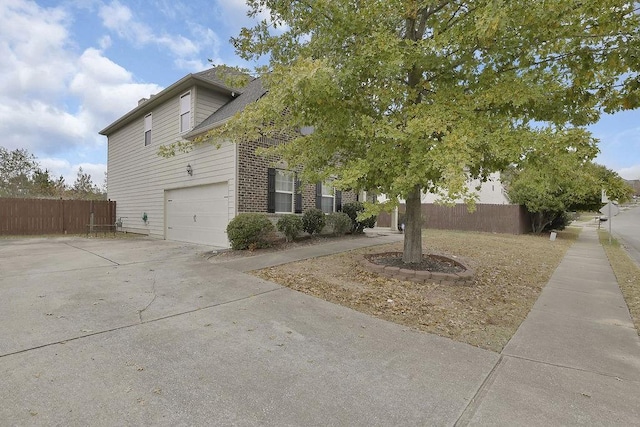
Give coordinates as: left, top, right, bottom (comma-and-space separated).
1, 0, 639, 187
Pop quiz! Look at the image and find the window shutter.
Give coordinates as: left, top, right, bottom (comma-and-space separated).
315, 182, 322, 209
335, 190, 342, 212
294, 176, 302, 214
267, 168, 276, 213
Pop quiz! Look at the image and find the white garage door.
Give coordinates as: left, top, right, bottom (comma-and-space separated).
165, 183, 229, 247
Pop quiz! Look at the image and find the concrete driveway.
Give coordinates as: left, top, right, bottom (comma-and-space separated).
0, 236, 498, 426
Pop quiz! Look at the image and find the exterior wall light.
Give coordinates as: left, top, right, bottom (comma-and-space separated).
186, 164, 193, 176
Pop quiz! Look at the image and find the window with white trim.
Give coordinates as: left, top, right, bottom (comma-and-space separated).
180, 92, 191, 132
275, 170, 294, 213
320, 181, 334, 213
144, 113, 152, 146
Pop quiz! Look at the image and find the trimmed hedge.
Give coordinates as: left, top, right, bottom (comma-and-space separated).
302, 208, 326, 235
277, 214, 303, 242
327, 212, 352, 236
226, 213, 275, 250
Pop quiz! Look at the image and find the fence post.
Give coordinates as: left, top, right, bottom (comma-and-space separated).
89, 200, 94, 234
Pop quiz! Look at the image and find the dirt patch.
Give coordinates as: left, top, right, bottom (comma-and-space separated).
253, 228, 579, 352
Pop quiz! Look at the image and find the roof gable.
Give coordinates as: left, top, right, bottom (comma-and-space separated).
186, 77, 266, 138
99, 67, 246, 136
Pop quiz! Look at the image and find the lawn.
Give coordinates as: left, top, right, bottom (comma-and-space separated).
599, 231, 640, 335
253, 228, 578, 352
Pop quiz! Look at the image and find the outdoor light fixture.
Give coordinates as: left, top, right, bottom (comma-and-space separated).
186, 164, 193, 176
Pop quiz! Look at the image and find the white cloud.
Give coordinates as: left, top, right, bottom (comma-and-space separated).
0, 0, 162, 186
618, 165, 640, 181
38, 157, 72, 182
39, 157, 106, 189
98, 0, 219, 70
70, 48, 163, 120
0, 0, 75, 99
174, 58, 210, 72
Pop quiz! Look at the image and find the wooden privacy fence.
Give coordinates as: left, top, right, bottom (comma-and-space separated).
0, 198, 116, 235
377, 204, 531, 235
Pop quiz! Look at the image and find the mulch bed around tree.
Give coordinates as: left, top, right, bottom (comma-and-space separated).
365, 252, 465, 273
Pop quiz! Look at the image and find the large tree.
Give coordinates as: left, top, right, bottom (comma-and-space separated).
0, 146, 105, 200
502, 128, 634, 232
70, 167, 106, 200
0, 147, 40, 197
201, 0, 639, 263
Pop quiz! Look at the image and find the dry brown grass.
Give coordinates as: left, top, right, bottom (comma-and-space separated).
253, 228, 579, 352
599, 231, 640, 335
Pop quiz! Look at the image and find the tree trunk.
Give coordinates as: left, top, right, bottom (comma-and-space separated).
531, 211, 553, 233
403, 186, 423, 264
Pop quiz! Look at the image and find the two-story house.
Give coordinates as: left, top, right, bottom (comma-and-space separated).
100, 69, 356, 247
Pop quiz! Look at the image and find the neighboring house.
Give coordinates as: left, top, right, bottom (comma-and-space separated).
624, 179, 640, 197
377, 172, 509, 205
99, 68, 356, 248
419, 173, 509, 205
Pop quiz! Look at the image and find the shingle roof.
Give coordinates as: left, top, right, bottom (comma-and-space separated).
190, 77, 266, 134
192, 68, 246, 93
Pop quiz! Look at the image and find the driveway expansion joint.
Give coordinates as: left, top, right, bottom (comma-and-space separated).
454, 355, 506, 427
63, 241, 120, 265
500, 351, 640, 384
0, 286, 285, 359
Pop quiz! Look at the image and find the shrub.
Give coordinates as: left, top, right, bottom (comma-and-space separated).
327, 212, 352, 236
302, 208, 326, 235
226, 213, 275, 250
342, 202, 377, 234
277, 214, 303, 242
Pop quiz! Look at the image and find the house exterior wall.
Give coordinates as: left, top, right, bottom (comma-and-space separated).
377, 173, 509, 205
194, 86, 228, 126
236, 137, 274, 213
107, 89, 236, 237
236, 137, 359, 214
419, 173, 509, 204
106, 77, 361, 246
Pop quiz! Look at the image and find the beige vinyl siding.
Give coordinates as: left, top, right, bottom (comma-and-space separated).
107, 88, 236, 243
194, 87, 228, 125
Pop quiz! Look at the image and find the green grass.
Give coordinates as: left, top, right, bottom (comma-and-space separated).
599, 231, 640, 335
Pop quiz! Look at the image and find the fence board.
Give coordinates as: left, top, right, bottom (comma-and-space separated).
377, 204, 531, 234
0, 199, 116, 235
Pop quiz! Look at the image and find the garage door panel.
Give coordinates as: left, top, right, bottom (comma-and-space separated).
165, 183, 229, 247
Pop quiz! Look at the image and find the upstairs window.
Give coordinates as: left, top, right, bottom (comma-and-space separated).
144, 113, 152, 146
180, 92, 191, 132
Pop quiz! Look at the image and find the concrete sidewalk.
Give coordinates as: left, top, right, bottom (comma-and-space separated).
459, 226, 640, 425
213, 225, 640, 424
216, 230, 404, 272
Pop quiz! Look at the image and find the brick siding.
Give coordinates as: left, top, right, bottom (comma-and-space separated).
237, 136, 358, 214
